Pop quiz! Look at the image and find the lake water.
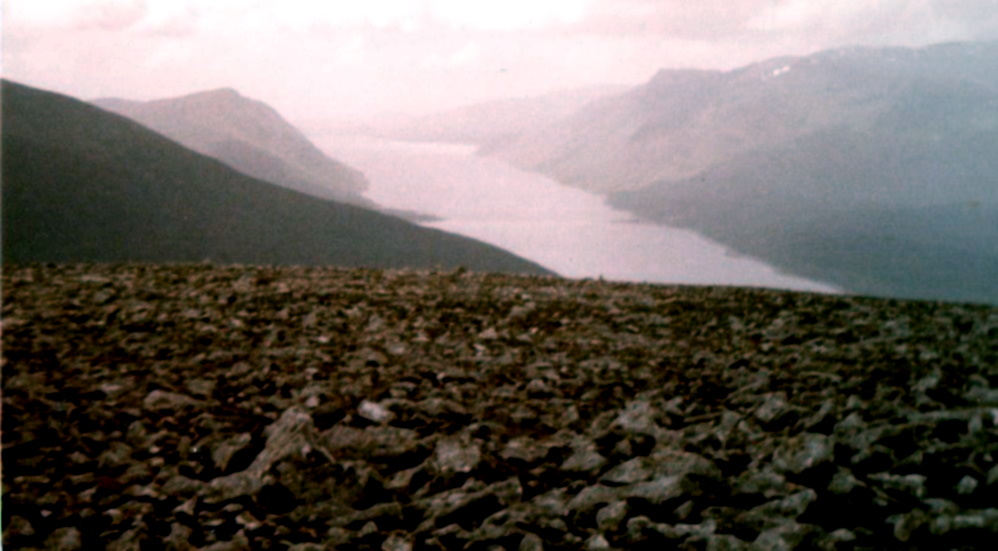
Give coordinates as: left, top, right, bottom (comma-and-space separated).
314, 134, 839, 293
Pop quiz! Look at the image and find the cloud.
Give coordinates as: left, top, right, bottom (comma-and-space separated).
5, 0, 998, 122
5, 0, 148, 31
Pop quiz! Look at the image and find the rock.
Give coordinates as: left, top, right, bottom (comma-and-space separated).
627, 475, 695, 506
596, 500, 630, 531
752, 522, 817, 551
381, 534, 414, 551
207, 407, 315, 501
753, 392, 795, 429
358, 400, 395, 424
956, 474, 980, 495
560, 439, 608, 473
929, 509, 998, 535
585, 533, 612, 550
601, 450, 719, 486
45, 527, 83, 551
4, 265, 997, 551
143, 389, 201, 411
6, 515, 35, 537
209, 432, 254, 473
771, 433, 834, 482
184, 377, 216, 398
432, 437, 482, 474
519, 533, 545, 551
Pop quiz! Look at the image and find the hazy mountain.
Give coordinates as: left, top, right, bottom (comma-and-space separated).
371, 86, 627, 147
489, 41, 998, 194
92, 88, 372, 206
1, 79, 553, 276
610, 119, 998, 304
485, 41, 998, 303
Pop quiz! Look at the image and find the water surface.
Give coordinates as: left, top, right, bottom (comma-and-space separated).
315, 134, 839, 293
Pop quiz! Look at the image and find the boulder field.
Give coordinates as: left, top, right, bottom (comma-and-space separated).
3, 264, 996, 550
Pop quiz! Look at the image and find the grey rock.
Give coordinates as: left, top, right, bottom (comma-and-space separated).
6, 515, 34, 537
519, 533, 545, 551
772, 433, 834, 476
753, 392, 793, 428
358, 399, 395, 424
956, 474, 980, 495
381, 534, 414, 551
207, 407, 315, 501
751, 522, 816, 551
143, 389, 202, 411
626, 475, 693, 506
560, 439, 608, 473
601, 450, 719, 486
209, 432, 253, 473
585, 533, 612, 550
45, 527, 83, 551
596, 500, 630, 531
433, 436, 483, 474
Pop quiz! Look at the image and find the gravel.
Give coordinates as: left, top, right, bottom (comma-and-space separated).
3, 264, 997, 550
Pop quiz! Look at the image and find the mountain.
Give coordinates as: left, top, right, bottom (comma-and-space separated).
610, 121, 998, 304
487, 41, 998, 303
92, 88, 371, 206
1, 79, 554, 276
488, 41, 998, 194
370, 86, 626, 147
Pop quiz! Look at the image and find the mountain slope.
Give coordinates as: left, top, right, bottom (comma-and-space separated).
489, 41, 998, 194
610, 86, 998, 304
1, 80, 553, 276
92, 88, 370, 205
482, 41, 998, 303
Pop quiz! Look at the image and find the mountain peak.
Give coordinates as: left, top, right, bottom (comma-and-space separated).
181, 87, 245, 103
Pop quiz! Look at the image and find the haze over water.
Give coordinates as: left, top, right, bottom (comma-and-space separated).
315, 134, 840, 293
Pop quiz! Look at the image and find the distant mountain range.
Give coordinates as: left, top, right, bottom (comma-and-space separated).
1, 80, 553, 275
364, 86, 626, 147
92, 88, 372, 206
481, 41, 998, 303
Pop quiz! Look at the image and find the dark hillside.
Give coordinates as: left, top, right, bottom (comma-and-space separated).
1, 80, 552, 276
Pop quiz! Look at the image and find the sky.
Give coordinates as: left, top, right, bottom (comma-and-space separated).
4, 0, 998, 125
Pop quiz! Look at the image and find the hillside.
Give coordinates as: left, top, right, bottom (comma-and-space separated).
1, 80, 553, 276
611, 97, 998, 304
4, 264, 997, 549
487, 41, 998, 194
486, 41, 998, 304
93, 88, 371, 205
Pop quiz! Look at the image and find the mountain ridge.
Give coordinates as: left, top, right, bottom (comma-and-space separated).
2, 79, 554, 276
92, 87, 372, 206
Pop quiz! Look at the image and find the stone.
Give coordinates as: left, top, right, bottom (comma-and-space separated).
207, 407, 315, 501
519, 533, 545, 551
5, 516, 34, 537
210, 432, 254, 473
143, 389, 202, 411
433, 437, 483, 474
382, 534, 414, 551
45, 527, 83, 551
358, 400, 395, 424
560, 439, 608, 473
596, 500, 630, 531
585, 533, 612, 550
771, 433, 834, 481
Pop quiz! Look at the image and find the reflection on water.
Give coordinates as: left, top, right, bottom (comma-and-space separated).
314, 134, 839, 293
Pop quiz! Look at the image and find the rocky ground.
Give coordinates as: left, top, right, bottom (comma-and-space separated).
3, 264, 997, 550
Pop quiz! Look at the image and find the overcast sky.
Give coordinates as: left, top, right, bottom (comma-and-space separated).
4, 0, 998, 125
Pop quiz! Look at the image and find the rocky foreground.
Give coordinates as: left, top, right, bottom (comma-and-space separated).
3, 264, 997, 550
